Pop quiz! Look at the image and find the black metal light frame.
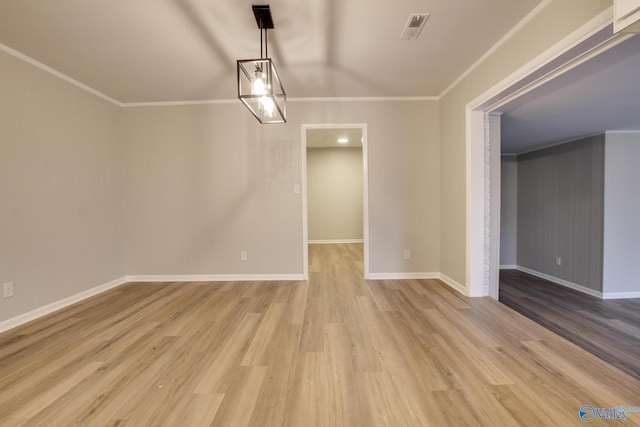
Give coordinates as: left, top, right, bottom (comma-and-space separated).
237, 5, 287, 124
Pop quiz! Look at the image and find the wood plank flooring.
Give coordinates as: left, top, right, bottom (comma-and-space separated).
499, 268, 640, 382
1, 244, 639, 426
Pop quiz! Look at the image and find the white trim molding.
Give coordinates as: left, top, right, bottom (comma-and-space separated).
126, 274, 304, 283
123, 99, 237, 108
289, 97, 438, 103
309, 239, 364, 244
0, 42, 122, 107
1, 43, 439, 110
468, 8, 615, 112
515, 266, 603, 299
367, 272, 467, 297
466, 108, 487, 297
439, 0, 553, 99
603, 291, 640, 300
118, 97, 439, 109
367, 272, 439, 280
605, 130, 640, 134
0, 276, 128, 334
437, 273, 467, 296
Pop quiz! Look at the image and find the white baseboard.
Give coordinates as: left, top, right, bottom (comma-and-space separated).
367, 272, 439, 280
500, 264, 517, 270
125, 274, 304, 283
366, 272, 467, 296
515, 266, 603, 299
367, 272, 467, 296
602, 291, 640, 300
0, 276, 128, 334
437, 273, 467, 296
0, 273, 304, 334
308, 239, 364, 244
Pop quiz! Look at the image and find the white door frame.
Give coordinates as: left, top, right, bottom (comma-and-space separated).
301, 123, 370, 280
465, 13, 628, 297
487, 113, 502, 300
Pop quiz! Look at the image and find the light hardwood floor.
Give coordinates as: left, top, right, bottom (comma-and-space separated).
1, 243, 639, 426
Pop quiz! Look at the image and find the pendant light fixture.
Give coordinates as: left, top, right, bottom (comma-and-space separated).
237, 5, 287, 124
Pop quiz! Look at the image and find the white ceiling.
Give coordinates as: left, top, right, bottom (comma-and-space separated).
500, 34, 640, 154
0, 0, 540, 103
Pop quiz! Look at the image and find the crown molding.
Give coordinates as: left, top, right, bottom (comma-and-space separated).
122, 99, 238, 108
439, 0, 553, 99
0, 42, 122, 107
2, 43, 440, 106
288, 96, 439, 102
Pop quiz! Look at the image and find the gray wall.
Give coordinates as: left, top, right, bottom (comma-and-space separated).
603, 132, 640, 295
517, 135, 604, 291
500, 156, 518, 267
307, 147, 363, 242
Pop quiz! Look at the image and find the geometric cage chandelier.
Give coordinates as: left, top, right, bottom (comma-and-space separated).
237, 5, 287, 124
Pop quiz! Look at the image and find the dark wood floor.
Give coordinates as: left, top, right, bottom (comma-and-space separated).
499, 269, 640, 382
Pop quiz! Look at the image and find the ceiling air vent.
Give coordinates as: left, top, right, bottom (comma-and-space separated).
400, 13, 430, 40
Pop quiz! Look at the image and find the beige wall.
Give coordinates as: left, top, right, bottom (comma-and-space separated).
122, 103, 304, 275
307, 147, 363, 242
123, 100, 440, 276
0, 50, 125, 323
439, 0, 611, 287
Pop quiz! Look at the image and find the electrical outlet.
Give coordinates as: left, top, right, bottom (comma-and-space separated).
556, 257, 562, 266
3, 282, 14, 298
240, 251, 248, 262
403, 249, 411, 260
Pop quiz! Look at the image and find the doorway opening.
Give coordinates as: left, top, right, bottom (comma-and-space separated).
467, 22, 630, 299
301, 124, 369, 280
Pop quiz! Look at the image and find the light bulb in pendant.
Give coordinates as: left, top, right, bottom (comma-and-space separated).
260, 96, 275, 116
251, 70, 267, 95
